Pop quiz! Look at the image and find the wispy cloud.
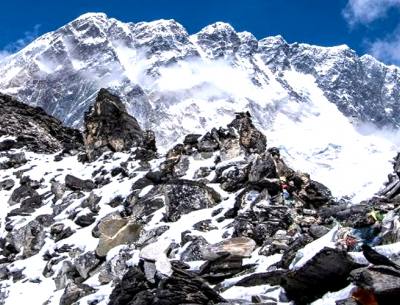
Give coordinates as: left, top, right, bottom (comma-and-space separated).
343, 0, 400, 65
343, 0, 400, 26
367, 26, 400, 64
0, 24, 41, 62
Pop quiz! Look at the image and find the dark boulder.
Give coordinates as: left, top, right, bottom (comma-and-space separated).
0, 139, 16, 151
84, 89, 156, 161
199, 255, 252, 284
227, 112, 266, 154
8, 194, 45, 216
278, 234, 314, 269
235, 270, 286, 287
184, 134, 202, 146
215, 161, 249, 192
75, 213, 97, 227
65, 174, 96, 192
180, 236, 209, 262
163, 180, 221, 222
108, 262, 225, 305
248, 153, 278, 183
74, 251, 101, 279
197, 130, 220, 152
300, 180, 333, 208
8, 183, 38, 206
281, 247, 363, 305
50, 223, 75, 242
232, 206, 293, 245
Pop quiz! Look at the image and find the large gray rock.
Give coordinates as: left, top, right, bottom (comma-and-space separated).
163, 180, 221, 222
248, 153, 278, 183
281, 247, 363, 305
99, 246, 134, 284
227, 112, 266, 154
0, 152, 27, 169
84, 89, 156, 161
6, 219, 46, 258
74, 251, 101, 279
95, 214, 142, 257
237, 247, 365, 305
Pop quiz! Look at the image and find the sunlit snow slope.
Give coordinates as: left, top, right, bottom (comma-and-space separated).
0, 13, 398, 201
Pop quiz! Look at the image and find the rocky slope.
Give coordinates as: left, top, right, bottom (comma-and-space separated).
1, 90, 400, 305
0, 13, 398, 201
0, 93, 83, 154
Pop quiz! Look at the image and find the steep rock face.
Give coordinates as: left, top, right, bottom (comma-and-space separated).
0, 93, 83, 153
288, 45, 400, 126
84, 88, 156, 160
1, 13, 400, 133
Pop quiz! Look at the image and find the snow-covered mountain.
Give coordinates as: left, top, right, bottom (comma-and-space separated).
0, 12, 399, 200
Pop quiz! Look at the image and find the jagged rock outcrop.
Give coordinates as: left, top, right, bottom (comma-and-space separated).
84, 88, 156, 161
0, 93, 83, 153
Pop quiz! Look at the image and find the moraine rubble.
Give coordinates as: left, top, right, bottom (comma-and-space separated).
0, 89, 400, 305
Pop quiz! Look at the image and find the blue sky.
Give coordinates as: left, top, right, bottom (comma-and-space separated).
1, 0, 400, 64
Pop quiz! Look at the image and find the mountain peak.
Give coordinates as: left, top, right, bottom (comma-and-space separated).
193, 22, 240, 58
73, 12, 109, 22
199, 21, 236, 34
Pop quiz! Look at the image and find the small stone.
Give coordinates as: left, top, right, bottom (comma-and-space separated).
75, 213, 96, 227
0, 179, 15, 191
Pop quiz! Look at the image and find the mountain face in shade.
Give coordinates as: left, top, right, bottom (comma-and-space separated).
0, 13, 398, 200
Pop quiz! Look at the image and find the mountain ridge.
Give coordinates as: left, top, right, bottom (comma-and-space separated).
1, 12, 399, 129
0, 13, 398, 201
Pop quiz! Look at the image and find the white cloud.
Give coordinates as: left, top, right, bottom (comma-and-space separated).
0, 24, 41, 61
343, 1, 400, 64
0, 51, 11, 62
343, 0, 400, 26
155, 58, 280, 107
367, 26, 400, 64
